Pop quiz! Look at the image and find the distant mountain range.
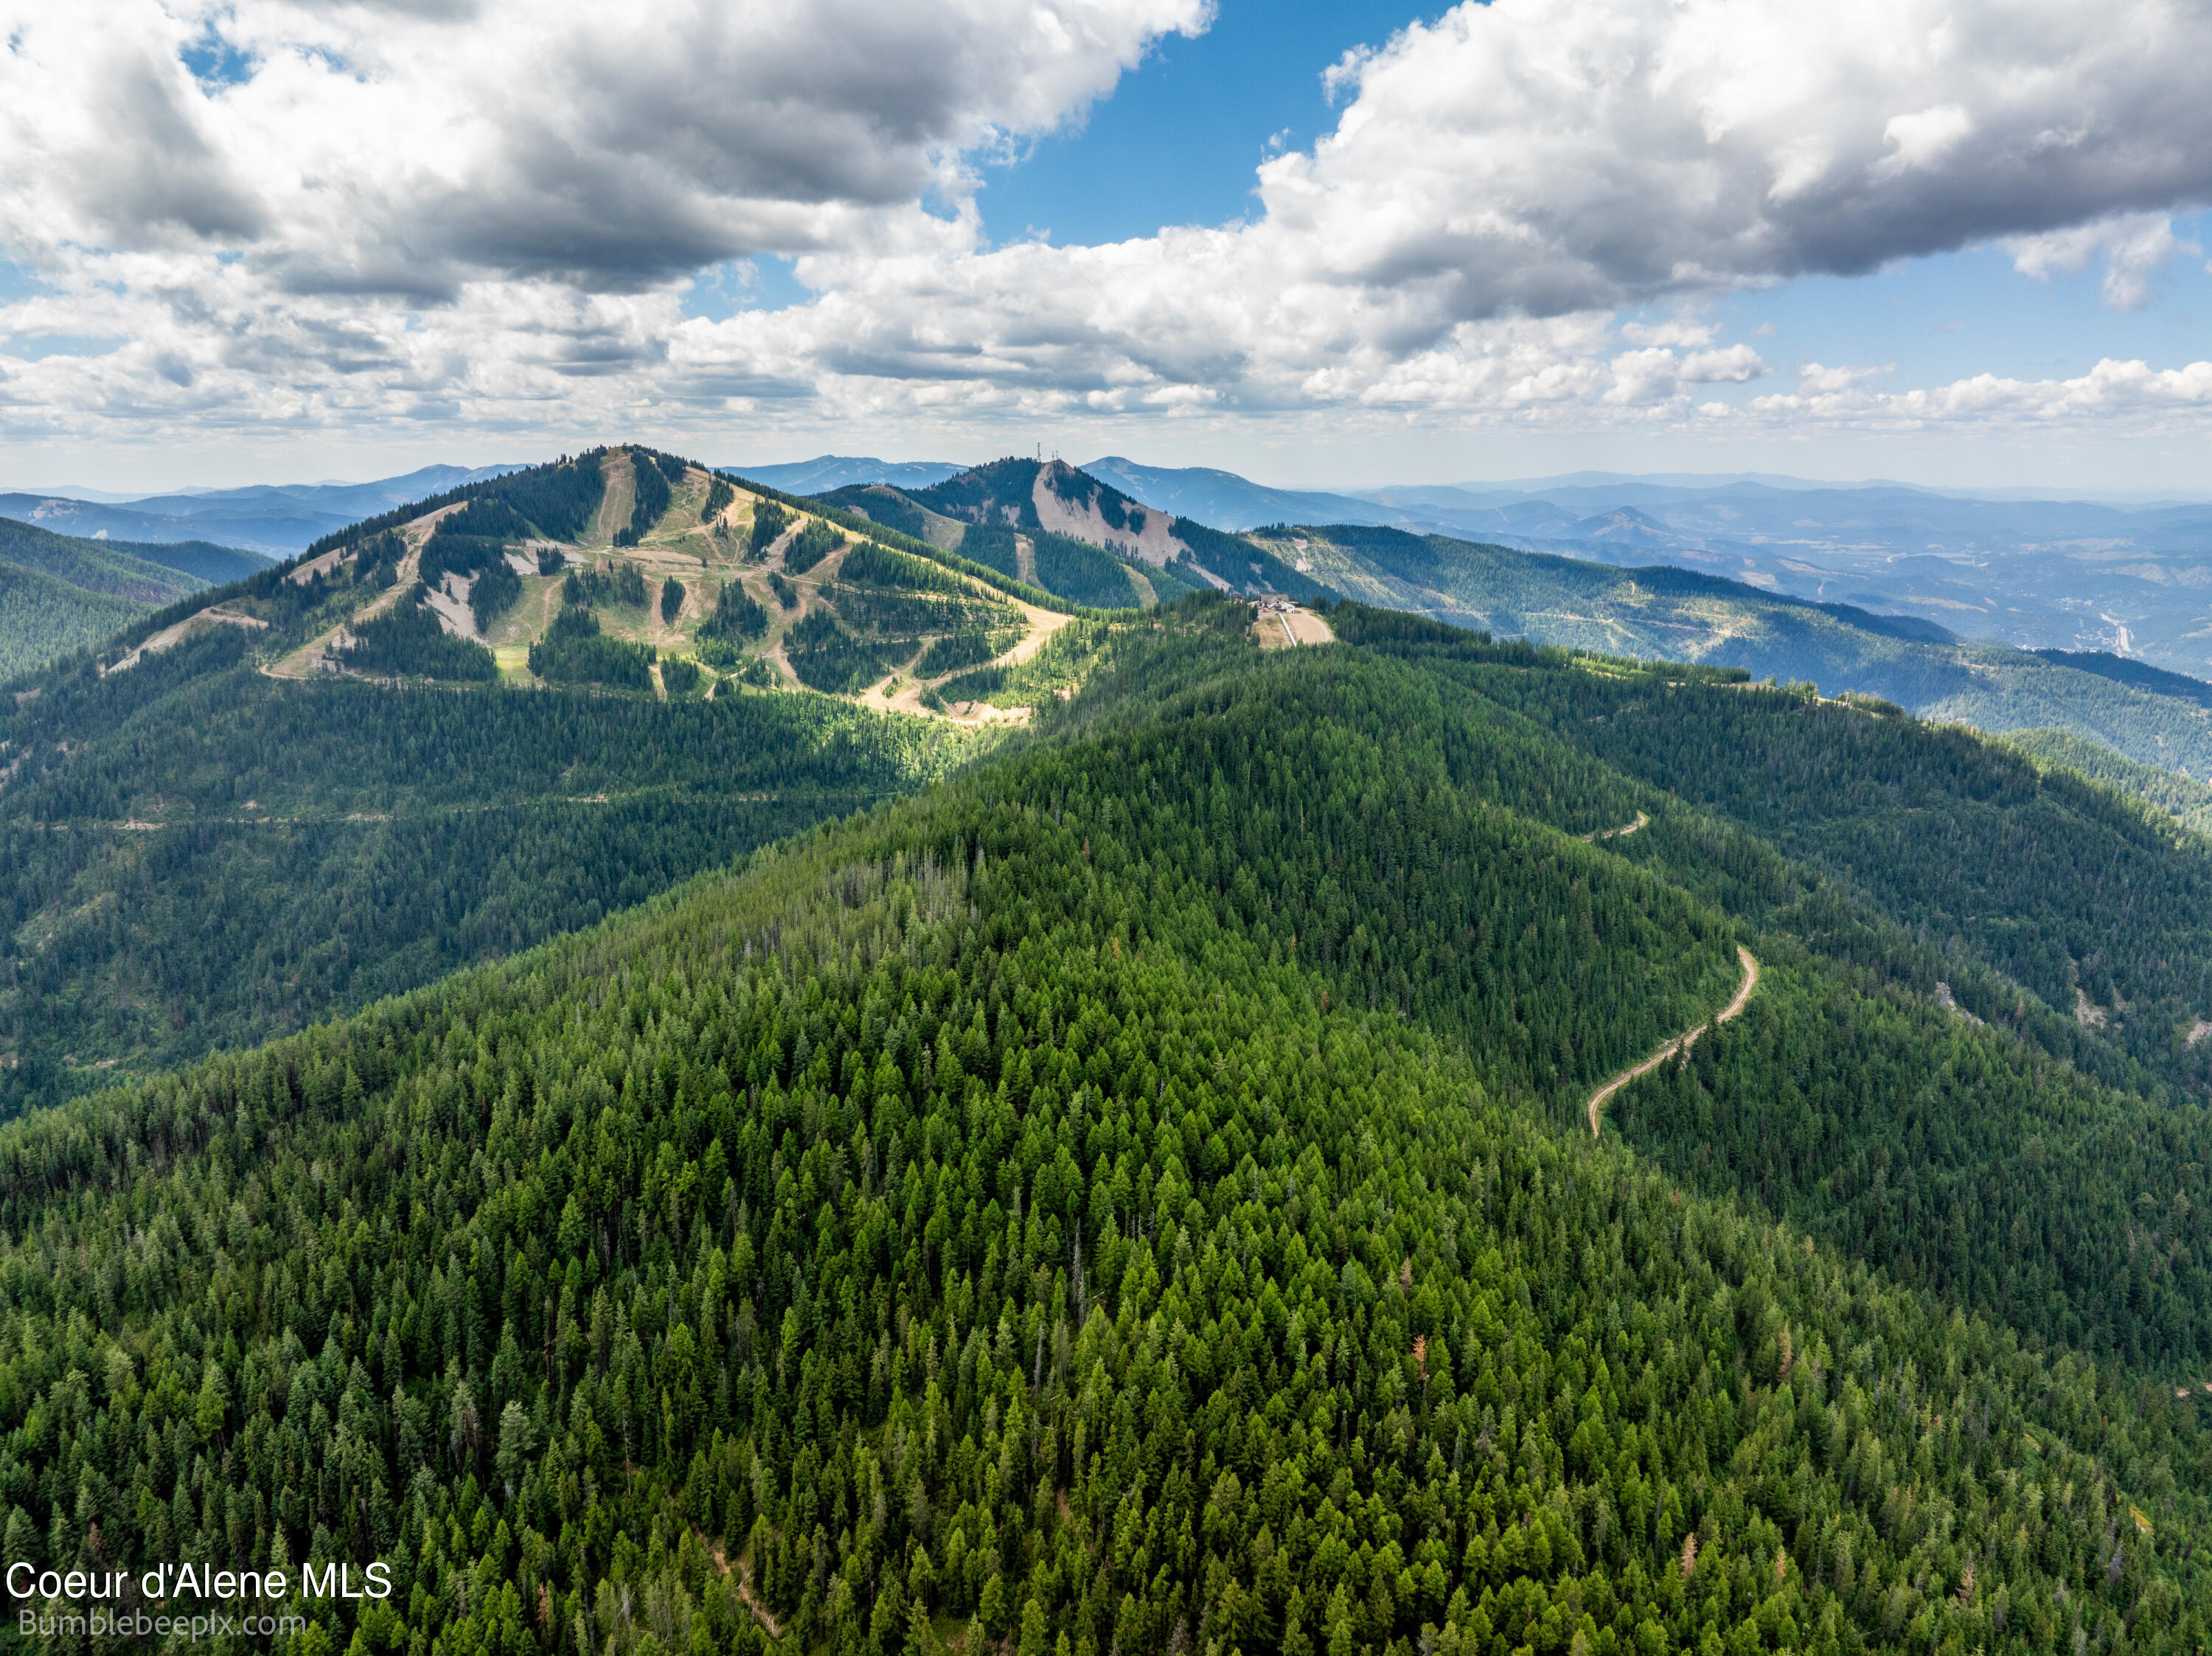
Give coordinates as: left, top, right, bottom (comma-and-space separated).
1073, 456, 1384, 528
1081, 459, 2212, 675
757, 453, 2212, 782
15, 437, 2212, 827
722, 455, 970, 493
788, 453, 2212, 678
24, 449, 2212, 677
0, 464, 523, 556
1260, 521, 2212, 778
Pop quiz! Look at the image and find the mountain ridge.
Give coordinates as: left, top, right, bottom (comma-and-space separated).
789, 459, 2212, 782
720, 454, 970, 493
0, 599, 2207, 1656
24, 438, 2212, 1102
1071, 459, 2212, 674
0, 515, 265, 676
38, 450, 2212, 673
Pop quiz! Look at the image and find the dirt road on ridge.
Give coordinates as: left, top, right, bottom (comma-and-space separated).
263, 503, 467, 678
1582, 810, 1647, 843
1585, 944, 1760, 1139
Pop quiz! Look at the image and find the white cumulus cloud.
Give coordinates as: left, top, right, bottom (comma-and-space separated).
0, 0, 1210, 291
6, 0, 2212, 453
1750, 357, 2212, 428
2005, 212, 2199, 310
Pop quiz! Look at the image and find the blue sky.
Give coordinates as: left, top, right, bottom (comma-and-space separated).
661, 0, 2212, 493
974, 2, 2212, 450
976, 1, 1423, 245
7, 0, 2212, 493
684, 1, 1428, 322
1712, 234, 2212, 392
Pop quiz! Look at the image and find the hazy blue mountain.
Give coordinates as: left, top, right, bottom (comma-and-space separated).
0, 464, 523, 555
115, 464, 525, 523
0, 493, 234, 546
722, 454, 969, 492
1435, 469, 1858, 492
1078, 456, 2212, 675
1075, 455, 1394, 529
0, 484, 163, 503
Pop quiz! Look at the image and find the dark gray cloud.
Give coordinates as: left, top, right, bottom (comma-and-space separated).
1, 1, 1208, 289
63, 41, 266, 246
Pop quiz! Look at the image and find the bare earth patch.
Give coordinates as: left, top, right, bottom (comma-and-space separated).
1253, 605, 1335, 650
265, 500, 465, 679
1934, 982, 1986, 1026
107, 607, 269, 675
588, 453, 636, 548
1030, 469, 1188, 565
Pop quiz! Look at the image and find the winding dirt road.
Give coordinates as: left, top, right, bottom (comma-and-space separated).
1585, 943, 1760, 1138
1583, 810, 1648, 843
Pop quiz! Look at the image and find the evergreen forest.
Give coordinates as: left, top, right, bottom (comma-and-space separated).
0, 625, 985, 1113
0, 596, 2204, 1656
0, 518, 260, 678
5, 449, 2212, 1656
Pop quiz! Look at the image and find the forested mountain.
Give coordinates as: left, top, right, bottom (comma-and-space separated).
0, 443, 1225, 1112
1077, 461, 2212, 677
0, 467, 518, 557
0, 518, 213, 605
0, 450, 1027, 1112
0, 518, 264, 594
0, 562, 156, 679
810, 484, 972, 554
15, 447, 2212, 1655
0, 596, 2206, 1656
1246, 527, 2212, 779
19, 441, 2212, 1133
1312, 609, 2212, 1356
809, 460, 1320, 608
1999, 728, 2212, 839
801, 470, 2212, 782
0, 516, 262, 676
0, 626, 985, 1112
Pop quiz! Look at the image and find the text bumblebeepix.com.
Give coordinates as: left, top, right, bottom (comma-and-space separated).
8, 1560, 391, 1641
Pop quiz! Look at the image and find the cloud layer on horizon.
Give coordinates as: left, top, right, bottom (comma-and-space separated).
6, 0, 2212, 453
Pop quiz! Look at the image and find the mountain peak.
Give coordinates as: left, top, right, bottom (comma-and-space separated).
903, 456, 1193, 568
